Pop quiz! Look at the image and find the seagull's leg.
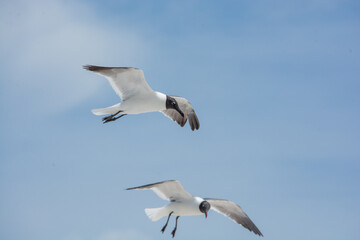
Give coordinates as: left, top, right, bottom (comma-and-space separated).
102, 111, 126, 123
171, 216, 180, 238
161, 211, 174, 233
102, 110, 121, 122
105, 114, 127, 123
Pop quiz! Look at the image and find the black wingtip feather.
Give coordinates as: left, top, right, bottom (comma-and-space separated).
83, 65, 91, 70
126, 180, 177, 191
188, 112, 200, 131
83, 65, 138, 72
83, 65, 110, 72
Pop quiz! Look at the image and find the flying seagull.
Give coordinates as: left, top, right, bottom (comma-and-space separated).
126, 180, 263, 238
83, 65, 200, 130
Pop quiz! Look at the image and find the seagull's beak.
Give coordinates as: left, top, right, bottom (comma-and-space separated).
175, 105, 185, 117
204, 211, 207, 219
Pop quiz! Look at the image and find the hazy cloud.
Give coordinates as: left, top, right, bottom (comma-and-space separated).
0, 0, 150, 115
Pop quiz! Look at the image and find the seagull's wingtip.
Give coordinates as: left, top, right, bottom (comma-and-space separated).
83, 65, 95, 71
252, 228, 263, 237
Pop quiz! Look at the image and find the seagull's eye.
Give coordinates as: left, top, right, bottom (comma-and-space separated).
172, 102, 176, 105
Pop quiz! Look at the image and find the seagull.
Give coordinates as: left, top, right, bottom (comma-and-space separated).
83, 65, 200, 130
126, 180, 263, 238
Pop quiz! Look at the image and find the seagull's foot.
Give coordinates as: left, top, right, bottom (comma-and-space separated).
102, 112, 126, 124
171, 228, 177, 238
102, 114, 116, 123
102, 116, 115, 123
161, 211, 173, 233
171, 216, 179, 238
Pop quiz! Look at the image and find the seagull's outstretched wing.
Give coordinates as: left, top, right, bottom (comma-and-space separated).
161, 97, 200, 131
83, 65, 153, 101
127, 180, 192, 201
205, 198, 263, 236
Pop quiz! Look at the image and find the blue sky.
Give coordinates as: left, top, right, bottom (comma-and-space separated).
0, 0, 359, 239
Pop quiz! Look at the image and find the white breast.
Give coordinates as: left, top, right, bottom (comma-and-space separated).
121, 91, 166, 114
167, 197, 203, 216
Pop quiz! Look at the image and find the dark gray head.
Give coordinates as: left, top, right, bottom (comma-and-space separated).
199, 201, 211, 218
166, 95, 184, 117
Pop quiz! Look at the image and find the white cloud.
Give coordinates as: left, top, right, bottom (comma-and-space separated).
0, 0, 150, 116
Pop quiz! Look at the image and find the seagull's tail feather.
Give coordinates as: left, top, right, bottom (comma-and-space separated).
91, 103, 121, 116
145, 207, 166, 222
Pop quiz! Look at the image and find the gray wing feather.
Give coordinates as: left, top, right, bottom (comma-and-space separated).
161, 97, 200, 131
205, 198, 263, 236
83, 65, 153, 100
127, 180, 192, 201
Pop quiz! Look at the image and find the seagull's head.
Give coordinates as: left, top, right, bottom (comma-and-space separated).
166, 96, 184, 117
199, 201, 211, 219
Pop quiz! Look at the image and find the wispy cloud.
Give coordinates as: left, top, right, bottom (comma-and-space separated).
0, 0, 149, 116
